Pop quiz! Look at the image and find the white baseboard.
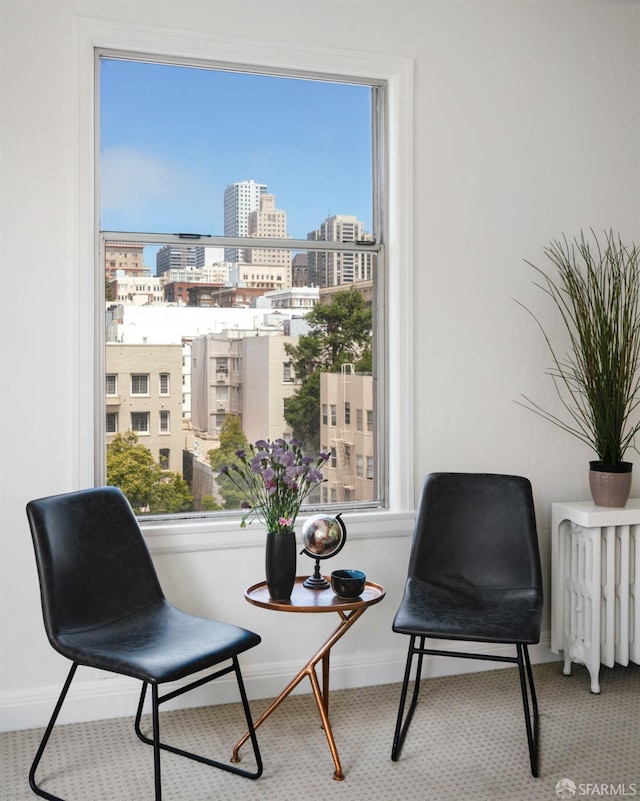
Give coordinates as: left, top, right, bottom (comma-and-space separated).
0, 635, 559, 733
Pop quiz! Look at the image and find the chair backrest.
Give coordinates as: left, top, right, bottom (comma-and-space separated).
407, 473, 542, 591
26, 486, 164, 641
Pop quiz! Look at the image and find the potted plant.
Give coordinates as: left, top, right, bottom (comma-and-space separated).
221, 438, 329, 599
518, 229, 640, 507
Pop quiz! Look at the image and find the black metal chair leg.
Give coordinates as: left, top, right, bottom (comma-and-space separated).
134, 681, 150, 744
152, 684, 162, 801
391, 636, 425, 761
516, 644, 539, 777
135, 658, 263, 780
29, 663, 79, 801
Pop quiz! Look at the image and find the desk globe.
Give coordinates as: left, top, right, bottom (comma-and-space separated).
300, 513, 347, 589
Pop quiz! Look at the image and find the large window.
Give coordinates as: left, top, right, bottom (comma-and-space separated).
99, 50, 389, 519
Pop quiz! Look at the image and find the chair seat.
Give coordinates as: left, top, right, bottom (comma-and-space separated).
392, 577, 542, 645
53, 599, 261, 684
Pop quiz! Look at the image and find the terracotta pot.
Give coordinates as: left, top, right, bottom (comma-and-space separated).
265, 529, 297, 601
588, 461, 632, 508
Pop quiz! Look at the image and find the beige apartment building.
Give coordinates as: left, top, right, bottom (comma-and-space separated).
105, 343, 184, 473
190, 335, 243, 437
105, 242, 147, 280
190, 333, 299, 444
320, 368, 374, 504
241, 194, 292, 289
241, 335, 299, 444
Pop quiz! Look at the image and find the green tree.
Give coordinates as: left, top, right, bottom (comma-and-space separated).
282, 371, 322, 451
208, 415, 250, 510
107, 431, 192, 514
200, 495, 222, 511
284, 288, 372, 449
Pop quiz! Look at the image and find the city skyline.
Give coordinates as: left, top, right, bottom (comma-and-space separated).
99, 57, 374, 241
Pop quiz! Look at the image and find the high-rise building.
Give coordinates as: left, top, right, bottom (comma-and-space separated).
307, 215, 374, 288
223, 180, 268, 263
243, 193, 292, 286
156, 245, 197, 275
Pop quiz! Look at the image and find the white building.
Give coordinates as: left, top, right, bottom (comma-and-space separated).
195, 246, 226, 267
223, 179, 268, 263
162, 264, 232, 285
108, 273, 165, 305
259, 286, 319, 310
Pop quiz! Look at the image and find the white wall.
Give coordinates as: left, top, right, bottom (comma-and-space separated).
2, 0, 640, 732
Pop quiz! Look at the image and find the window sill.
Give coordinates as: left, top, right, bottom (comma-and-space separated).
141, 509, 415, 554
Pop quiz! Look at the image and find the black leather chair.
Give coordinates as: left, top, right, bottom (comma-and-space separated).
391, 473, 542, 776
26, 486, 263, 801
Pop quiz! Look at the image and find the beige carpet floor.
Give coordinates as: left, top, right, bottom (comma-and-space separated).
2, 660, 639, 801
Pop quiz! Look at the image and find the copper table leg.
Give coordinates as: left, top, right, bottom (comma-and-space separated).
231, 607, 366, 780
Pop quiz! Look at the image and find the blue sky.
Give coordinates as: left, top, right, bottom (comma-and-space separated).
100, 58, 373, 241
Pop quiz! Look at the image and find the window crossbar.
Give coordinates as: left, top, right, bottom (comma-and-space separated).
101, 231, 381, 255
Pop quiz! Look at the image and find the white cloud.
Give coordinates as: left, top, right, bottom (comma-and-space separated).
100, 146, 187, 215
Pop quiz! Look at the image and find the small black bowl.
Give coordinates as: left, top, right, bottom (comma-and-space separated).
331, 569, 366, 599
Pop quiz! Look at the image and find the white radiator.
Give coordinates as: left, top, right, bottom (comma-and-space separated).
551, 502, 640, 693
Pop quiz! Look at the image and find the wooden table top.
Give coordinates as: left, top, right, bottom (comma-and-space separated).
245, 576, 386, 612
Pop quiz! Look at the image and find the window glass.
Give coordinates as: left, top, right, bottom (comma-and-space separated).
100, 54, 382, 517
131, 374, 149, 395
131, 412, 149, 433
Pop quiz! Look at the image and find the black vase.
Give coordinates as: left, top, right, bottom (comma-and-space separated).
265, 529, 297, 601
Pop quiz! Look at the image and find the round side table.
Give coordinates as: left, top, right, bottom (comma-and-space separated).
231, 576, 385, 780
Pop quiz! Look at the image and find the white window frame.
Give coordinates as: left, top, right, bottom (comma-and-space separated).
72, 18, 415, 548
131, 411, 149, 433
130, 373, 149, 395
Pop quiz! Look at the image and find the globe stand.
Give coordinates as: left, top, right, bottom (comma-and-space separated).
303, 560, 330, 589
300, 513, 347, 591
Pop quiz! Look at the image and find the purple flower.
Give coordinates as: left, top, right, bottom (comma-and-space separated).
220, 437, 328, 535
